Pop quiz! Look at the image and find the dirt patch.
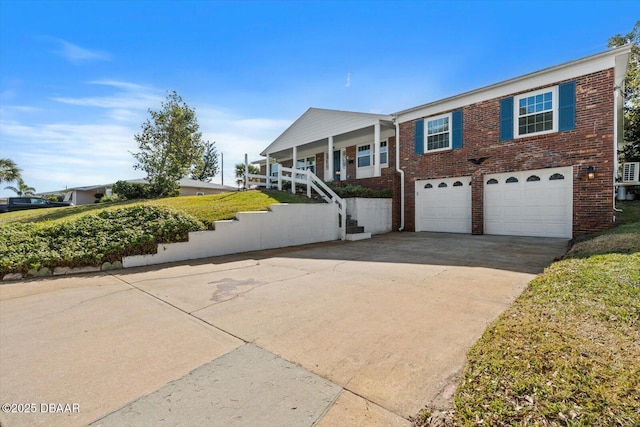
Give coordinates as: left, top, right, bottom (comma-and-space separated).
409, 370, 461, 427
567, 232, 640, 257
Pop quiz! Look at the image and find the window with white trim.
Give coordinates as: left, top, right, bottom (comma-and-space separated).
296, 156, 316, 173
357, 145, 371, 167
380, 140, 388, 166
515, 86, 558, 137
426, 114, 451, 152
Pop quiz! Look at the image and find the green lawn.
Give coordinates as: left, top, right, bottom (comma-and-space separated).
414, 200, 640, 426
0, 189, 317, 276
0, 189, 315, 228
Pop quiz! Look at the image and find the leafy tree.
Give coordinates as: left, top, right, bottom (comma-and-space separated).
0, 158, 22, 184
4, 178, 36, 196
190, 140, 219, 182
235, 163, 260, 189
132, 91, 206, 197
111, 180, 149, 200
609, 21, 640, 162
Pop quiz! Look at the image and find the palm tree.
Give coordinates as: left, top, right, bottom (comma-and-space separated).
4, 178, 36, 196
235, 163, 260, 189
0, 158, 22, 184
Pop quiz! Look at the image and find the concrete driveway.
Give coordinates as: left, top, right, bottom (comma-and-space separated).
0, 232, 567, 426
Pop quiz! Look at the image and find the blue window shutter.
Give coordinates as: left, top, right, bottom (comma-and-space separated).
415, 119, 424, 154
558, 81, 576, 131
500, 97, 514, 141
452, 110, 463, 149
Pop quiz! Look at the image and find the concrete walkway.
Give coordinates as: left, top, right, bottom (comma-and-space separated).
0, 232, 567, 426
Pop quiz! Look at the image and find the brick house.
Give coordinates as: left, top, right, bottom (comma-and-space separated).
258, 45, 632, 239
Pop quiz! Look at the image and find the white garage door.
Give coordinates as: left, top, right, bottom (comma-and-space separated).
415, 176, 472, 233
484, 167, 573, 238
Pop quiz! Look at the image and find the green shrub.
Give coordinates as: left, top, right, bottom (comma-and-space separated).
0, 205, 206, 276
325, 182, 392, 198
100, 194, 123, 203
111, 180, 151, 200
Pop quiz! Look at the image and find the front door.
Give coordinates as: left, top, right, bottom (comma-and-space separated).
333, 150, 341, 181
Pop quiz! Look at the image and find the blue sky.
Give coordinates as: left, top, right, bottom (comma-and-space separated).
1, 0, 638, 196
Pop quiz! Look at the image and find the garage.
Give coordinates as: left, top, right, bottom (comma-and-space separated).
415, 176, 472, 233
484, 167, 573, 238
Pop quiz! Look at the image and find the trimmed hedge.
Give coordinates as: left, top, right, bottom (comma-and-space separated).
325, 183, 392, 198
0, 205, 206, 276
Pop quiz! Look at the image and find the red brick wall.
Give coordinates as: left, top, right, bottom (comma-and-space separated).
315, 153, 324, 178
400, 69, 616, 237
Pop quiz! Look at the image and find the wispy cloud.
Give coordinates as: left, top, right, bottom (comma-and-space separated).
49, 38, 111, 64
0, 81, 291, 193
51, 80, 163, 123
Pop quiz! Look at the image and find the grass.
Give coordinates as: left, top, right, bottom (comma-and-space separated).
0, 189, 317, 276
0, 189, 315, 228
413, 200, 640, 426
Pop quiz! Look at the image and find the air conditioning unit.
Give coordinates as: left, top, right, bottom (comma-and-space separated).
622, 162, 639, 182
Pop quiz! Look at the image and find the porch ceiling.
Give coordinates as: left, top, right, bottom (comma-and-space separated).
265, 123, 394, 162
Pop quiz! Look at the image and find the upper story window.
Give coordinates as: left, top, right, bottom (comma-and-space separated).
514, 86, 558, 137
426, 114, 451, 151
380, 141, 388, 165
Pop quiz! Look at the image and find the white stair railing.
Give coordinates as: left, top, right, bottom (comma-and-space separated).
243, 156, 346, 240
278, 166, 346, 240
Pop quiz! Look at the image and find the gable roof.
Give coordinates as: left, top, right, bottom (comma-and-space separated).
261, 108, 393, 156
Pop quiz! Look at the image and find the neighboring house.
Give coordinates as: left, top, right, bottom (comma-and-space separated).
40, 178, 236, 205
258, 45, 632, 239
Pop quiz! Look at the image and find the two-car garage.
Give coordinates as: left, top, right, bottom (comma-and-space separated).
415, 167, 573, 238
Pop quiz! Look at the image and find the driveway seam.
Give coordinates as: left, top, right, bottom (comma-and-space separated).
111, 272, 409, 422
109, 273, 250, 345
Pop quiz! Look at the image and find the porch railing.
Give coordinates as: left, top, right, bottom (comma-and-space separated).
244, 159, 346, 240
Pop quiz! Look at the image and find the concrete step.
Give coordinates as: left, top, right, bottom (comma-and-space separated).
345, 232, 371, 241
346, 225, 365, 234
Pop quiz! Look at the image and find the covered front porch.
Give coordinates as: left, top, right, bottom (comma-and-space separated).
259, 108, 395, 184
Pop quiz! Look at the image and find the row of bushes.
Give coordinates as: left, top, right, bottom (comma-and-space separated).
0, 205, 206, 276
324, 183, 392, 198
96, 180, 182, 203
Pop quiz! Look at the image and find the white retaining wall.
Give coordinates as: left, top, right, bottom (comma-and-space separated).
123, 204, 339, 268
345, 198, 392, 235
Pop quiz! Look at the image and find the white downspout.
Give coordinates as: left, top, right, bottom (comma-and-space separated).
614, 85, 622, 213
394, 117, 405, 231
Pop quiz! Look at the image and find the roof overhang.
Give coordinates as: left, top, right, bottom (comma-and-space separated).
395, 44, 633, 123
260, 107, 393, 158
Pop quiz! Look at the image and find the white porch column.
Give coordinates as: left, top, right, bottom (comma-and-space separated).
327, 136, 334, 181
265, 153, 271, 189
374, 121, 381, 177
291, 146, 297, 194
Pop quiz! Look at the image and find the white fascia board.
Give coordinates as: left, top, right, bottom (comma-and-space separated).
395, 45, 633, 124
260, 108, 393, 156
